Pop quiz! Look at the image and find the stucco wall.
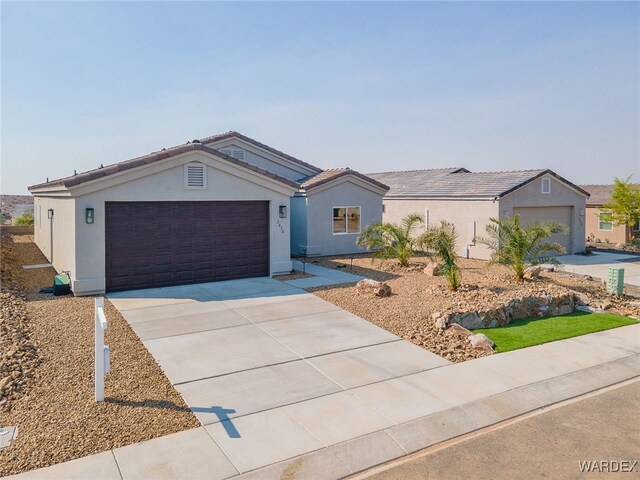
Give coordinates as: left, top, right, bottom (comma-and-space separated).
499, 175, 587, 254
382, 198, 498, 259
33, 196, 76, 276
305, 180, 385, 256
61, 151, 293, 295
585, 206, 627, 244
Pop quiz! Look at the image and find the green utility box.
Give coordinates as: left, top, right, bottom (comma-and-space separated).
53, 273, 72, 296
607, 267, 624, 296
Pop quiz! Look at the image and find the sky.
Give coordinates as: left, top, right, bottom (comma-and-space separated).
1, 1, 639, 195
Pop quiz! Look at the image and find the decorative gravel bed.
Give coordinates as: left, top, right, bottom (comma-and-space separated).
309, 254, 640, 363
0, 234, 199, 476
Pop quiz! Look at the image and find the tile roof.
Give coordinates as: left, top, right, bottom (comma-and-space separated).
28, 143, 299, 190
580, 184, 613, 206
300, 168, 390, 191
367, 168, 589, 198
199, 131, 322, 174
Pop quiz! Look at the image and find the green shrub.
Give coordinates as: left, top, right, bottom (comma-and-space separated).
357, 213, 425, 267
416, 221, 461, 291
12, 213, 34, 226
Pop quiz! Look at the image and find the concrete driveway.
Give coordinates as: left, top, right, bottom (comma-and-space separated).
556, 251, 640, 287
108, 277, 451, 471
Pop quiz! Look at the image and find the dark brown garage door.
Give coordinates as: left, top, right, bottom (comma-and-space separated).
105, 201, 269, 292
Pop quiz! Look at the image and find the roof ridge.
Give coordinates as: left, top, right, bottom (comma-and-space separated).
462, 169, 546, 174
367, 167, 465, 175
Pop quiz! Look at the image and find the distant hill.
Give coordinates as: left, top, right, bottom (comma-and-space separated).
1, 194, 33, 222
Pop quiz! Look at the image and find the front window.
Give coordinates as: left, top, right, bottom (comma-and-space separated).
598, 212, 613, 231
333, 206, 360, 234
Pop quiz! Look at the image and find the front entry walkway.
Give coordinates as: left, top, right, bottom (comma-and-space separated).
9, 277, 640, 480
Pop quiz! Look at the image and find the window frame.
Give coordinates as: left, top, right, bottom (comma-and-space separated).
541, 177, 551, 194
598, 212, 613, 231
332, 206, 361, 235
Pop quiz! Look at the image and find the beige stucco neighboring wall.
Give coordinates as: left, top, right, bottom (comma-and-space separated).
35, 150, 295, 295
33, 196, 76, 276
585, 206, 628, 244
498, 175, 587, 254
382, 198, 498, 260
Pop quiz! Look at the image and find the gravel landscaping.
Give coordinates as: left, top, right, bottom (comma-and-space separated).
308, 254, 640, 363
0, 233, 199, 476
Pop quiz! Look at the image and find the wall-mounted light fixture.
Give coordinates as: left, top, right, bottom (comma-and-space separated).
47, 208, 54, 219
279, 205, 287, 218
86, 208, 95, 224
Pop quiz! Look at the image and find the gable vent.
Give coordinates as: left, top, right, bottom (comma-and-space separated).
184, 163, 206, 190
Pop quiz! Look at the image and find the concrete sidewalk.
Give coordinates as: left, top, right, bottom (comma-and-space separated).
8, 276, 640, 479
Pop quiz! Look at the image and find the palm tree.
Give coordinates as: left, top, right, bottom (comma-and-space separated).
478, 214, 569, 281
356, 213, 424, 267
416, 221, 461, 291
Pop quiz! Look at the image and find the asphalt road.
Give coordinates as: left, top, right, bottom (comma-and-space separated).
362, 380, 640, 480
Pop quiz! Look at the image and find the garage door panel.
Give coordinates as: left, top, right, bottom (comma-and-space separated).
513, 206, 572, 254
105, 201, 270, 292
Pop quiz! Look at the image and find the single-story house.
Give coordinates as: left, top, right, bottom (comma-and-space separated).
29, 132, 388, 295
580, 184, 639, 244
367, 168, 589, 260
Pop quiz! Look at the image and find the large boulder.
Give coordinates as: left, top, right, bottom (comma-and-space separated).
355, 279, 392, 298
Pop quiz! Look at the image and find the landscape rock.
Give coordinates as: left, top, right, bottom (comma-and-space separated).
469, 333, 495, 353
576, 305, 593, 313
574, 292, 591, 306
355, 278, 392, 297
524, 266, 542, 279
423, 263, 441, 276
445, 323, 473, 337
434, 315, 448, 330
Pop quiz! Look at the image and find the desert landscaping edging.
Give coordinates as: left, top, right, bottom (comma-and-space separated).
434, 293, 576, 330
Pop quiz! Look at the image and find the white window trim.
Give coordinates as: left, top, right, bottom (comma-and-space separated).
184, 162, 207, 190
541, 177, 551, 194
598, 212, 613, 231
332, 206, 361, 235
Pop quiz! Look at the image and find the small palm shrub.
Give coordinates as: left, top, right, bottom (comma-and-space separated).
416, 221, 461, 291
356, 213, 424, 267
478, 214, 568, 281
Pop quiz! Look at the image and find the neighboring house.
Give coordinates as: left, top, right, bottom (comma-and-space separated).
367, 168, 589, 260
28, 132, 387, 295
580, 184, 639, 244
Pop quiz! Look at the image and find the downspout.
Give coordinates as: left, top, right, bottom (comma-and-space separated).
48, 209, 54, 264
